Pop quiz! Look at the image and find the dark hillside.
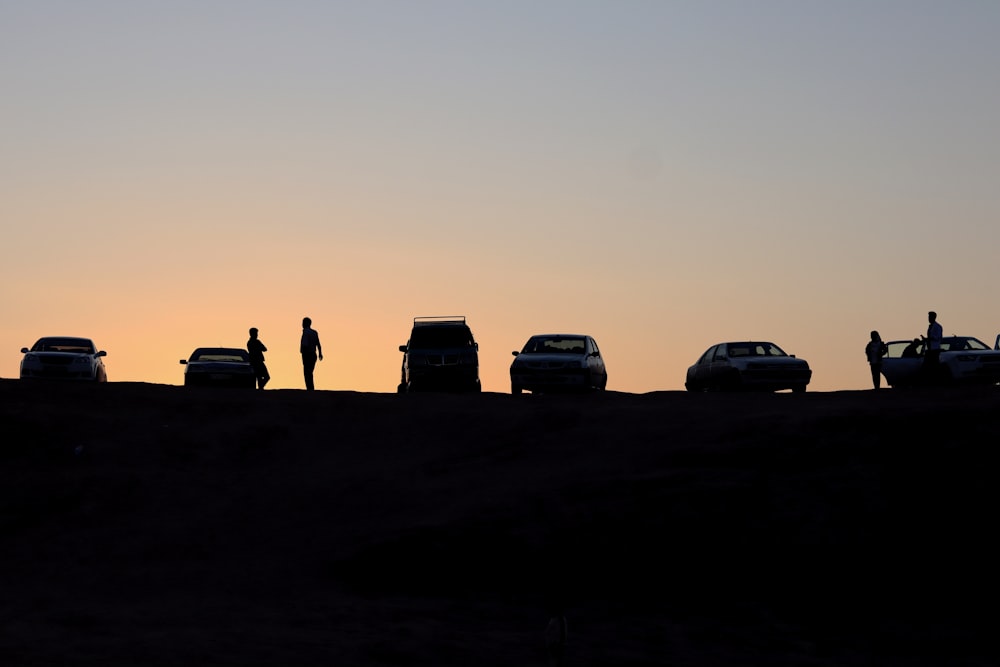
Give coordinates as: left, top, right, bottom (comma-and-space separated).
2, 380, 998, 665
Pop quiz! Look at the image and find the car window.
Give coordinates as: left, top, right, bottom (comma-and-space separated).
589, 338, 600, 356
33, 338, 94, 353
885, 341, 913, 359
758, 342, 788, 357
410, 327, 474, 348
943, 337, 988, 351
192, 350, 249, 362
539, 338, 586, 354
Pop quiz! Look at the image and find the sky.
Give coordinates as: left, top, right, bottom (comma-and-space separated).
2, 1, 999, 393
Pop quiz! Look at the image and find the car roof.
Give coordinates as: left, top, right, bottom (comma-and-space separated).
413, 316, 468, 327
35, 336, 95, 344
191, 347, 247, 355
528, 333, 588, 339
888, 335, 985, 344
720, 341, 776, 345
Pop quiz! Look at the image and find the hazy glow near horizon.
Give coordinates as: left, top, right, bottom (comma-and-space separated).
3, 2, 999, 392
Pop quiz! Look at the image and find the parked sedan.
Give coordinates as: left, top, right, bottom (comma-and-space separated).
685, 341, 811, 393
20, 336, 108, 382
180, 347, 256, 388
510, 334, 607, 394
881, 335, 1000, 388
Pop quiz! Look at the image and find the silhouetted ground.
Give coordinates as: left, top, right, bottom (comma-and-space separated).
1, 379, 998, 666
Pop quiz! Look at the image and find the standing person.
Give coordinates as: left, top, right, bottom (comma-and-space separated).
922, 310, 943, 381
300, 316, 323, 391
247, 327, 269, 390
864, 330, 888, 390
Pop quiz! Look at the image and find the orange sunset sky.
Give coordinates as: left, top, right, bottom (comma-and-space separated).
3, 2, 999, 393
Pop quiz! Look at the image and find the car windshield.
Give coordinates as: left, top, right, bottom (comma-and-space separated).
409, 327, 474, 348
191, 349, 249, 362
523, 337, 587, 354
727, 342, 787, 357
32, 338, 95, 353
941, 337, 989, 351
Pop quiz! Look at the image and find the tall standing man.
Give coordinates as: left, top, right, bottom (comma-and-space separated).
922, 310, 943, 382
300, 317, 323, 391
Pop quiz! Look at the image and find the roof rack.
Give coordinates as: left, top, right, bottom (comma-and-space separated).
413, 316, 466, 326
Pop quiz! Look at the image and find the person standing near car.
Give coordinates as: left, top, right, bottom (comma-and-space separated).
247, 327, 269, 390
921, 311, 943, 381
864, 330, 888, 390
300, 317, 323, 391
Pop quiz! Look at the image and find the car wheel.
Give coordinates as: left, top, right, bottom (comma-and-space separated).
511, 384, 522, 395
792, 384, 807, 393
397, 383, 406, 394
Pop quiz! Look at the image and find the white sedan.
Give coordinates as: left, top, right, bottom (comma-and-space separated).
685, 341, 811, 393
881, 336, 1000, 387
20, 336, 108, 382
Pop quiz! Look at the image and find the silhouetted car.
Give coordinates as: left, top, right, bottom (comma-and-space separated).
20, 336, 108, 382
510, 334, 608, 394
685, 341, 811, 393
180, 347, 255, 388
397, 316, 480, 393
881, 335, 1000, 388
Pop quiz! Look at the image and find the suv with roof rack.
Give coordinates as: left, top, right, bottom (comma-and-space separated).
397, 316, 481, 393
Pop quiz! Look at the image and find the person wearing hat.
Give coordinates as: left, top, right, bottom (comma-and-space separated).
247, 327, 270, 390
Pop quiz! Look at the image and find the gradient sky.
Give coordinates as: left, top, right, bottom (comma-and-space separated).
3, 1, 999, 392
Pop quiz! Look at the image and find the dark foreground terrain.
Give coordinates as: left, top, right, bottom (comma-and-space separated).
1, 380, 998, 666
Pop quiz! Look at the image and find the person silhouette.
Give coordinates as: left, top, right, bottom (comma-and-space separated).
864, 330, 888, 390
901, 338, 922, 358
921, 311, 943, 381
300, 317, 323, 391
247, 327, 269, 390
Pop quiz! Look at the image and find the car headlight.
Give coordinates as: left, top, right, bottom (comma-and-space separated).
565, 360, 582, 369
23, 354, 38, 362
71, 357, 93, 365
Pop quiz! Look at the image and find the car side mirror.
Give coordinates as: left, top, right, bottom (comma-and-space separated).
399, 345, 408, 353
97, 350, 107, 357
179, 360, 187, 365
20, 347, 29, 353
512, 351, 519, 357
